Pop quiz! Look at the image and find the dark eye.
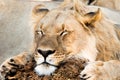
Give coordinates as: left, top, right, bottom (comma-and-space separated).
60, 30, 68, 36
36, 30, 44, 35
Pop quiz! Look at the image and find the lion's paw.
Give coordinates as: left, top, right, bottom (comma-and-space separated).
0, 52, 31, 79
80, 71, 96, 80
80, 61, 103, 80
0, 58, 24, 79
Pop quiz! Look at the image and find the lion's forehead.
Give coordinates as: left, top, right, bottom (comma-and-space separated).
40, 13, 83, 34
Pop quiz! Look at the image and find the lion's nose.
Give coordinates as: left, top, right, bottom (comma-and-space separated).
37, 49, 55, 58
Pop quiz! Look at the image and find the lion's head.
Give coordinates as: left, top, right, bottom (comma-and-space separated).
32, 0, 102, 76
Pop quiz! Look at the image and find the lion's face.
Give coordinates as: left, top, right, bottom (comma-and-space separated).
32, 3, 101, 76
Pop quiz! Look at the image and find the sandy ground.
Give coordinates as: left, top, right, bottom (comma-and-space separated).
0, 0, 61, 64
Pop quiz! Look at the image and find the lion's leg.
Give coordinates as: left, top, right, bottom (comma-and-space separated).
80, 60, 120, 80
0, 52, 33, 80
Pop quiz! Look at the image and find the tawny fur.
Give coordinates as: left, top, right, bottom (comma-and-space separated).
0, 0, 120, 80
80, 60, 120, 80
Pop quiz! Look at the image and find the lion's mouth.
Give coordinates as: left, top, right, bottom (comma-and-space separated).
37, 62, 58, 67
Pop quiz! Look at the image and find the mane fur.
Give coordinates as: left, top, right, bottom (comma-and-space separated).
62, 0, 120, 61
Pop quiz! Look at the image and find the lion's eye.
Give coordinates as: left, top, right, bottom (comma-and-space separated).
60, 30, 68, 36
36, 30, 44, 35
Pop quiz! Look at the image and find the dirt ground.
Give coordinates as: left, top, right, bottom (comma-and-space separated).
0, 0, 61, 64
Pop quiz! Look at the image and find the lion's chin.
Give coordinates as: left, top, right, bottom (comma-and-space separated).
34, 63, 57, 76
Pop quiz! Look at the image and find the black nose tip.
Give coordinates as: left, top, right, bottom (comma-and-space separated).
37, 49, 55, 58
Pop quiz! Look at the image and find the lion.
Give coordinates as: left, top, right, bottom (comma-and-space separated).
0, 0, 120, 80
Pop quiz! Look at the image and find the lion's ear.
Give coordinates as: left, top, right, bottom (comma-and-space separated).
32, 4, 49, 19
83, 8, 101, 27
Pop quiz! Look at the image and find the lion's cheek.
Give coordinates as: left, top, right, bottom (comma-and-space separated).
47, 55, 65, 65
34, 53, 44, 65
